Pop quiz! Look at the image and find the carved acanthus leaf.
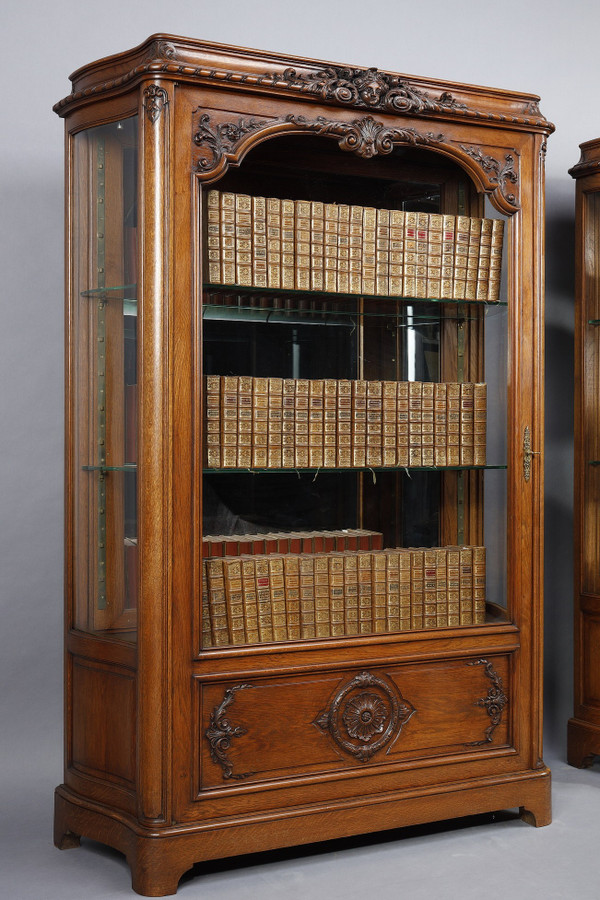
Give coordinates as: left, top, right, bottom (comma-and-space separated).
467, 658, 508, 746
205, 684, 255, 779
460, 145, 519, 207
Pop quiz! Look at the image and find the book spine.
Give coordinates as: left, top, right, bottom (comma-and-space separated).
385, 549, 400, 632
488, 218, 504, 302
310, 201, 325, 292
459, 546, 474, 626
447, 547, 460, 627
295, 199, 311, 291
366, 380, 383, 468
337, 204, 350, 294
204, 374, 221, 468
299, 555, 316, 639
371, 550, 387, 633
314, 554, 331, 638
282, 378, 296, 468
477, 218, 492, 302
435, 547, 448, 627
403, 211, 417, 298
410, 548, 424, 630
241, 557, 260, 644
309, 379, 324, 468
472, 546, 486, 624
268, 555, 287, 642
237, 376, 253, 468
266, 196, 282, 289
382, 381, 397, 466
465, 217, 481, 302
223, 558, 245, 645
251, 377, 269, 468
205, 557, 229, 646
474, 383, 487, 466
453, 215, 469, 300
281, 199, 296, 290
441, 214, 455, 301
221, 375, 239, 468
351, 380, 367, 468
397, 381, 409, 467
421, 382, 435, 467
323, 379, 338, 467
294, 379, 310, 467
415, 213, 429, 299
460, 382, 475, 467
408, 381, 422, 467
376, 207, 390, 296
423, 548, 437, 628
251, 195, 267, 288
434, 382, 447, 468
201, 564, 212, 648
324, 203, 338, 293
206, 189, 221, 284
343, 552, 359, 636
446, 382, 461, 467
220, 191, 236, 284
389, 209, 405, 296
255, 557, 273, 642
235, 193, 253, 287
427, 213, 443, 300
358, 551, 373, 634
283, 555, 301, 640
337, 380, 352, 467
349, 205, 363, 294
362, 206, 377, 295
267, 377, 283, 468
329, 554, 345, 637
399, 549, 411, 631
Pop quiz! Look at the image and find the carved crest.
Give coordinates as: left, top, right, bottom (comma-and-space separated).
315, 670, 415, 761
143, 85, 169, 124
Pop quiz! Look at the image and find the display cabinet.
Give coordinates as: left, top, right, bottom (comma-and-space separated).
54, 35, 553, 896
568, 139, 600, 767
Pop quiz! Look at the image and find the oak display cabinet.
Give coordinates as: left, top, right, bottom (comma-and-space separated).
568, 140, 600, 768
54, 35, 553, 896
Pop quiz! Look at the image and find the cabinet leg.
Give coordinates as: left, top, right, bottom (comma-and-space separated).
129, 845, 193, 898
567, 718, 600, 768
519, 794, 552, 828
55, 829, 81, 850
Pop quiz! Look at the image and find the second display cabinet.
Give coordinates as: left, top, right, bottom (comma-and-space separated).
54, 35, 553, 896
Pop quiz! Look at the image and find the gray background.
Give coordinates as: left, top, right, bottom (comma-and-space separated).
0, 0, 592, 896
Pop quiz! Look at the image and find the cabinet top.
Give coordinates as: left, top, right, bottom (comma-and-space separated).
54, 32, 553, 134
569, 138, 600, 179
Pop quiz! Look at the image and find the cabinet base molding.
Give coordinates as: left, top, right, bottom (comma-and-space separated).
54, 769, 551, 896
567, 717, 600, 768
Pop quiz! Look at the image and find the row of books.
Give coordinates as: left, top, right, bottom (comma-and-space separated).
203, 528, 384, 558
204, 375, 486, 469
205, 189, 504, 302
202, 545, 486, 647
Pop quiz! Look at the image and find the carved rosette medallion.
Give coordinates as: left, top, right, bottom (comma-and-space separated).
205, 683, 255, 780
467, 658, 508, 746
143, 85, 169, 124
460, 145, 519, 209
193, 111, 444, 177
269, 66, 469, 115
315, 671, 415, 761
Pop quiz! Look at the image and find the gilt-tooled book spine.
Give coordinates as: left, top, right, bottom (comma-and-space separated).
310, 201, 324, 293
415, 212, 429, 300
427, 213, 443, 300
441, 214, 455, 301
372, 551, 387, 634
294, 378, 310, 468
459, 545, 474, 626
464, 216, 480, 302
410, 548, 424, 630
266, 196, 281, 289
399, 549, 411, 631
220, 191, 236, 284
408, 381, 422, 467
446, 382, 461, 467
362, 206, 377, 295
237, 376, 253, 468
206, 189, 221, 284
284, 554, 301, 640
295, 199, 311, 292
251, 377, 268, 468
351, 380, 367, 469
447, 546, 460, 627
385, 549, 400, 632
299, 555, 316, 639
358, 551, 373, 635
224, 557, 245, 645
221, 375, 238, 468
337, 204, 350, 294
453, 215, 469, 301
382, 381, 398, 467
251, 195, 267, 288
205, 557, 229, 646
323, 379, 338, 468
488, 218, 504, 302
255, 557, 273, 642
434, 382, 447, 468
281, 198, 295, 290
460, 382, 475, 467
376, 207, 390, 296
282, 378, 296, 468
423, 548, 437, 629
324, 203, 338, 293
309, 379, 324, 468
235, 193, 252, 287
474, 383, 487, 466
201, 565, 212, 648
349, 205, 363, 294
397, 381, 409, 467
473, 546, 486, 624
389, 209, 405, 297
435, 547, 448, 627
314, 554, 331, 638
204, 374, 221, 468
403, 210, 417, 298
267, 377, 283, 469
241, 557, 260, 644
329, 554, 345, 637
421, 382, 435, 467
366, 380, 383, 468
337, 380, 352, 467
268, 555, 287, 642
477, 218, 492, 302
343, 551, 359, 636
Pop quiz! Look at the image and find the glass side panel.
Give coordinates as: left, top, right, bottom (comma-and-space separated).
582, 192, 600, 595
72, 117, 138, 639
200, 147, 509, 649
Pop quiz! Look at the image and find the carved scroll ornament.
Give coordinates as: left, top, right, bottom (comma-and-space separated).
467, 658, 508, 746
315, 671, 415, 761
460, 145, 519, 209
205, 683, 254, 780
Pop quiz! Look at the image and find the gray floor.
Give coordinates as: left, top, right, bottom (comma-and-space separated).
2, 746, 599, 900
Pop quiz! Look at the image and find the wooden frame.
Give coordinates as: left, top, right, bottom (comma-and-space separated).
54, 35, 553, 896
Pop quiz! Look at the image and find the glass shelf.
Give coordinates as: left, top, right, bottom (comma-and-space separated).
81, 284, 136, 298
82, 464, 137, 473
203, 464, 507, 475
